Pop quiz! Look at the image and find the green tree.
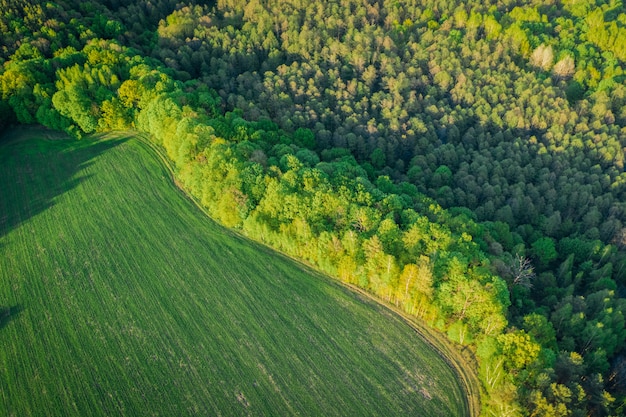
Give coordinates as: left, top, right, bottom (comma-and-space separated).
531, 237, 558, 266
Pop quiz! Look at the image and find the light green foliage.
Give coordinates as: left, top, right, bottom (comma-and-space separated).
52, 85, 99, 133
497, 330, 542, 372
522, 313, 558, 351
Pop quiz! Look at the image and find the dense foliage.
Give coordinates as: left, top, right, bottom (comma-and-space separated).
1, 0, 626, 415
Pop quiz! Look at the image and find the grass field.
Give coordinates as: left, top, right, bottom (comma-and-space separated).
0, 127, 469, 416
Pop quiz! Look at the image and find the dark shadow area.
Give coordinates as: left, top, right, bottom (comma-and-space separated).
0, 126, 128, 239
0, 304, 23, 330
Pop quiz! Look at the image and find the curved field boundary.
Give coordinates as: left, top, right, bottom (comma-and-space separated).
344, 284, 482, 417
1, 128, 467, 416
131, 130, 482, 417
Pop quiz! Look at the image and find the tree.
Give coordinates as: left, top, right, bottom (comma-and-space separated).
522, 313, 557, 351
531, 237, 557, 266
498, 330, 541, 372
52, 86, 99, 133
397, 257, 434, 303
552, 55, 575, 80
530, 45, 554, 71
511, 254, 535, 289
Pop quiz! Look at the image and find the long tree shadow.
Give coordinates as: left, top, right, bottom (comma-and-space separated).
0, 125, 128, 239
0, 304, 23, 330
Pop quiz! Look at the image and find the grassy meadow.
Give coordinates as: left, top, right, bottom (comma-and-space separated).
0, 127, 468, 416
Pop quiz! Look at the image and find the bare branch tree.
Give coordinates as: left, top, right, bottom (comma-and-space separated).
512, 254, 535, 289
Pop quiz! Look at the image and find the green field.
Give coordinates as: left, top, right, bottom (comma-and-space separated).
0, 127, 468, 416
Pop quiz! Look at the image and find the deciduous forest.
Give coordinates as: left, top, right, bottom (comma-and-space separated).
1, 0, 626, 415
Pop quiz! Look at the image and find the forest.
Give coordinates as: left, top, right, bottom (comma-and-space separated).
1, 0, 626, 415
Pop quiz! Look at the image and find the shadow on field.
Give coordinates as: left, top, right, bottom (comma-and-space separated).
0, 304, 23, 330
0, 126, 127, 239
